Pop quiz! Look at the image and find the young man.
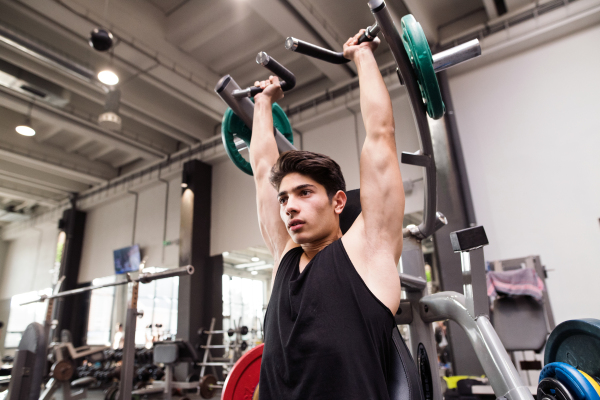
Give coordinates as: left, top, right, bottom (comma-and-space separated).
250, 30, 405, 399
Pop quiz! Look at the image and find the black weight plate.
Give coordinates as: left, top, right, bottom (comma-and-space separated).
545, 319, 600, 378
538, 377, 576, 400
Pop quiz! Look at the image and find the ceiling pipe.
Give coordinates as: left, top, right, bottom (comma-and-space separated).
0, 22, 202, 144
0, 24, 106, 91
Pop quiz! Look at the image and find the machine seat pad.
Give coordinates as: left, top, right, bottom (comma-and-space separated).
387, 326, 426, 400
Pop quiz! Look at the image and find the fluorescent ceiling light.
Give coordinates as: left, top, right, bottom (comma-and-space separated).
251, 257, 260, 262
251, 271, 258, 275
16, 125, 35, 136
98, 70, 119, 85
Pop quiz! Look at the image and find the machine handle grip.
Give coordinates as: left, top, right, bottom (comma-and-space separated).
357, 23, 380, 44
285, 24, 379, 65
232, 53, 296, 98
286, 37, 350, 64
256, 52, 296, 91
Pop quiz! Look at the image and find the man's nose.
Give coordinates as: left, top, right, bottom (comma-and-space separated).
285, 197, 299, 215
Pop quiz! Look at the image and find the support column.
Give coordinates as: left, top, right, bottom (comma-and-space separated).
430, 71, 484, 375
176, 160, 222, 379
54, 198, 87, 347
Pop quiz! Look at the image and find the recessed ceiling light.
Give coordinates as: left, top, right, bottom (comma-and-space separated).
16, 125, 35, 136
181, 183, 188, 188
251, 271, 258, 275
98, 70, 119, 85
251, 257, 260, 262
223, 251, 229, 256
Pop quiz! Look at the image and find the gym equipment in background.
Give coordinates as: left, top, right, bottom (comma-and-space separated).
537, 319, 600, 400
11, 266, 195, 400
489, 255, 556, 386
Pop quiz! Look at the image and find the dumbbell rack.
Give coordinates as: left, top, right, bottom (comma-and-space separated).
197, 318, 251, 378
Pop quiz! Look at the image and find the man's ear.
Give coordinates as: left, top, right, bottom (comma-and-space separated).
332, 190, 347, 215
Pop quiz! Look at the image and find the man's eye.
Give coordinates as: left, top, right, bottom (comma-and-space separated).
278, 197, 287, 204
301, 190, 309, 195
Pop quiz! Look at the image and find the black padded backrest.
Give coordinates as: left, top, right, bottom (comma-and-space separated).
492, 296, 548, 352
340, 189, 361, 235
388, 326, 425, 400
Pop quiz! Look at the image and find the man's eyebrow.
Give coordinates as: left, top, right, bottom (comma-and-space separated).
277, 184, 316, 198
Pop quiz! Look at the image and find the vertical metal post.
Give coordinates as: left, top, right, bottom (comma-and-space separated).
460, 248, 488, 318
119, 281, 139, 400
400, 236, 443, 400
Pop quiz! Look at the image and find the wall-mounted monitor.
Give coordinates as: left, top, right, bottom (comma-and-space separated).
113, 244, 141, 275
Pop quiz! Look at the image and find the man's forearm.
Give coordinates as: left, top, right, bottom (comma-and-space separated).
250, 97, 280, 178
355, 50, 394, 137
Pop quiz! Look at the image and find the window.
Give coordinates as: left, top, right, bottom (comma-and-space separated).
86, 275, 116, 346
135, 267, 179, 347
222, 275, 265, 339
4, 288, 52, 348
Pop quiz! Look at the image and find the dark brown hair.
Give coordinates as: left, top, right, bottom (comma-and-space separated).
269, 151, 346, 199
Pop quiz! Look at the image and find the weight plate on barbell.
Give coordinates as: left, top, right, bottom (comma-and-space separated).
200, 374, 218, 399
222, 102, 293, 176
539, 362, 600, 400
400, 14, 445, 120
538, 377, 575, 400
221, 343, 263, 400
545, 319, 600, 380
51, 359, 74, 381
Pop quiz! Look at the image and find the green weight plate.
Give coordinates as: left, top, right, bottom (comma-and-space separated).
222, 102, 293, 176
400, 14, 445, 120
545, 319, 600, 380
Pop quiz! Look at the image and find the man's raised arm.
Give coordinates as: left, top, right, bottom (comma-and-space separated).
344, 32, 405, 261
249, 77, 292, 265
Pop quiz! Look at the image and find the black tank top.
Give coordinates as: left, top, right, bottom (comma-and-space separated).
259, 239, 396, 400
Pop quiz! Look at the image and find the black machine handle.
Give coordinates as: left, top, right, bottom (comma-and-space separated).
285, 23, 380, 65
233, 52, 296, 98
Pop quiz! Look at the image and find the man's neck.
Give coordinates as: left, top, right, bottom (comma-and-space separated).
301, 228, 343, 260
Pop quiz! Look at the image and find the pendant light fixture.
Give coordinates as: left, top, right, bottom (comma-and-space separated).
16, 101, 35, 136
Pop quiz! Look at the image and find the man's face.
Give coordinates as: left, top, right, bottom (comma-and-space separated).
277, 173, 343, 244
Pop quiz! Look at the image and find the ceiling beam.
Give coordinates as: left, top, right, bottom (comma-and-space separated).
112, 154, 140, 169
35, 125, 62, 143
89, 145, 116, 161
170, 2, 254, 53
246, 0, 353, 84
12, 200, 34, 212
482, 0, 499, 19
285, 0, 357, 73
402, 0, 439, 44
0, 148, 106, 185
0, 159, 90, 192
65, 138, 92, 153
0, 187, 59, 207
0, 172, 71, 195
0, 86, 166, 161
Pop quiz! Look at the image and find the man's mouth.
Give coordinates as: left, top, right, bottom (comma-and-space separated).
288, 219, 305, 232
